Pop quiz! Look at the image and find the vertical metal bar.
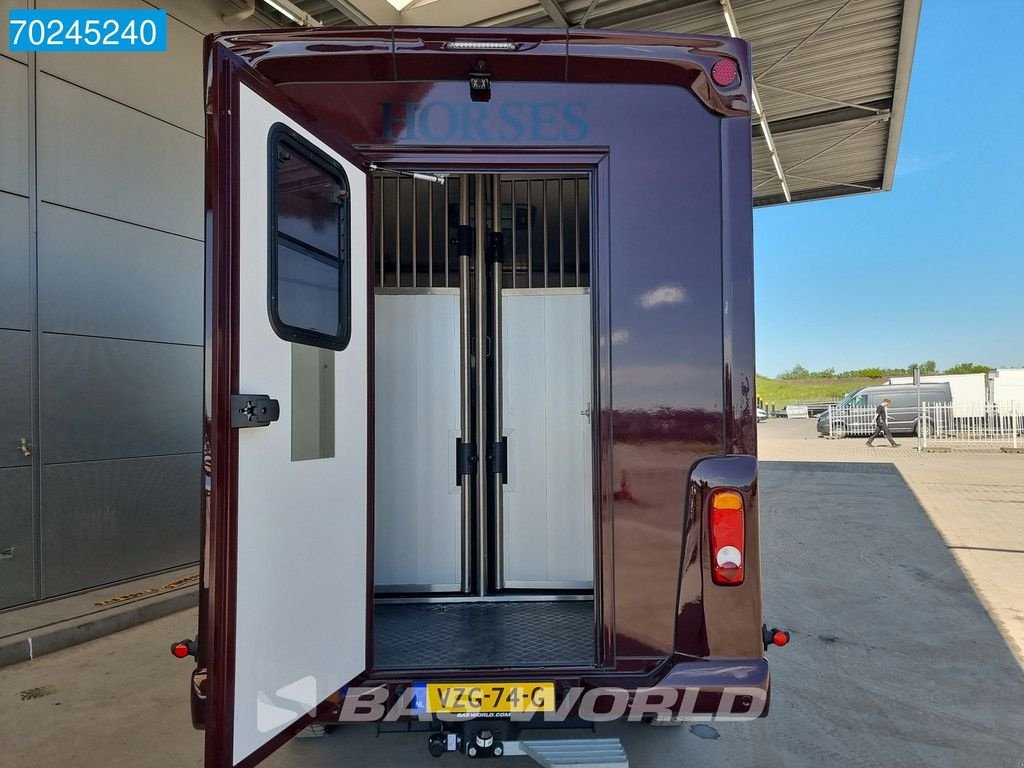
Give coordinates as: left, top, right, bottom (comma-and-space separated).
475, 176, 489, 597
491, 174, 505, 591
527, 181, 533, 289
510, 181, 517, 289
558, 178, 565, 288
395, 177, 402, 288
428, 180, 434, 288
575, 178, 581, 288
542, 180, 549, 288
411, 179, 418, 288
445, 180, 452, 288
376, 175, 383, 287
458, 175, 472, 593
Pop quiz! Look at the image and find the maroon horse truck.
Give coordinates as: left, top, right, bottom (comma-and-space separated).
179, 24, 787, 768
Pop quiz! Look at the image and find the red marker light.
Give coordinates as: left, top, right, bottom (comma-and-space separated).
171, 641, 193, 659
711, 58, 739, 87
772, 630, 790, 647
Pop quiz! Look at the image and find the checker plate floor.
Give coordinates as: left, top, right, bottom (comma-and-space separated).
373, 601, 594, 669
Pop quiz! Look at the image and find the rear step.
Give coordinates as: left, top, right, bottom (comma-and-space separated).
509, 739, 629, 768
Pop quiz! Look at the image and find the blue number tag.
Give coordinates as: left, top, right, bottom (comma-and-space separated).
8, 9, 167, 52
410, 683, 427, 713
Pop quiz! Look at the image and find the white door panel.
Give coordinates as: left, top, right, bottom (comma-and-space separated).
231, 84, 368, 766
373, 292, 462, 590
501, 292, 593, 588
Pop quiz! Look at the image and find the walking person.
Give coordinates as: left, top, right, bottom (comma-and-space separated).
867, 398, 899, 447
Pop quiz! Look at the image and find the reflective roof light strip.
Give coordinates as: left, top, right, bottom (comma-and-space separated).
720, 0, 790, 202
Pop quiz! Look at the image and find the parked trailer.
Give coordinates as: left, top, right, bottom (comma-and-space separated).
887, 373, 985, 418
176, 27, 786, 768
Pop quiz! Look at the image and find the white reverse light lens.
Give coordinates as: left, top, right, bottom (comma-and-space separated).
715, 545, 743, 569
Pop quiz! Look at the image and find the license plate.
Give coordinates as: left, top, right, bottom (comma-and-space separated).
412, 682, 555, 714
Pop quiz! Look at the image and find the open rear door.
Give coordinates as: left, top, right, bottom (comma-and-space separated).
203, 70, 371, 768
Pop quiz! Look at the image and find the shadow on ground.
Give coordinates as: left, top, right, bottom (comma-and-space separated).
269, 460, 1024, 768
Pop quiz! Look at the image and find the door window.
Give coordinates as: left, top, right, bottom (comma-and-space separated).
269, 125, 351, 350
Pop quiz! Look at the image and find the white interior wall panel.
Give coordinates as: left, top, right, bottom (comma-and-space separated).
501, 291, 593, 588
36, 73, 203, 240
0, 55, 29, 196
374, 293, 463, 590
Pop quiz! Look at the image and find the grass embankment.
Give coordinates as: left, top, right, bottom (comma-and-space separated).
755, 375, 883, 408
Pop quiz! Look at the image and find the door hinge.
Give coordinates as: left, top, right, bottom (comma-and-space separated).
455, 439, 478, 484
488, 436, 508, 483
230, 394, 280, 428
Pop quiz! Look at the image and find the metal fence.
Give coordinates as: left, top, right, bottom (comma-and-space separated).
920, 402, 1023, 450
824, 401, 1024, 450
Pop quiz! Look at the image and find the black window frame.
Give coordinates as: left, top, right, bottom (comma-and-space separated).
267, 122, 352, 351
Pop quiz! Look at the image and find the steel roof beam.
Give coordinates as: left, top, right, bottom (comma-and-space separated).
537, 0, 569, 26
755, 0, 855, 82
782, 117, 888, 177
721, 0, 790, 202
320, 0, 401, 25
403, 0, 540, 26
756, 82, 888, 115
764, 100, 891, 136
882, 0, 922, 190
755, 177, 882, 207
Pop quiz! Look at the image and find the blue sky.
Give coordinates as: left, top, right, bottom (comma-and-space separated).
753, 0, 1024, 377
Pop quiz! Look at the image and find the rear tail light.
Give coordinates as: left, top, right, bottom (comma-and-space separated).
711, 58, 739, 87
710, 489, 744, 585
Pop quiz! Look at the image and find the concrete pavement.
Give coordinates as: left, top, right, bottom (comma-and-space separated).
3, 429, 1022, 767
760, 416, 1024, 662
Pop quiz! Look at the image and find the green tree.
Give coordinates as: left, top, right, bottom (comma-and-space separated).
778, 364, 810, 380
944, 362, 991, 375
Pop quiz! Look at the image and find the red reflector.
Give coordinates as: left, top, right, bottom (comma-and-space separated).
772, 631, 790, 647
710, 490, 744, 585
711, 58, 739, 87
171, 643, 190, 659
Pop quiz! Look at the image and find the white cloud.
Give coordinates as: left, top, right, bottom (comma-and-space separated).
639, 284, 687, 309
611, 329, 630, 345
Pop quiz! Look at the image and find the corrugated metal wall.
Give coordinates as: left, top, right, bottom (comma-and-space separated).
0, 1, 266, 609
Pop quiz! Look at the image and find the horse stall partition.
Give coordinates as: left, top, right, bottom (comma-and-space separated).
371, 171, 596, 670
